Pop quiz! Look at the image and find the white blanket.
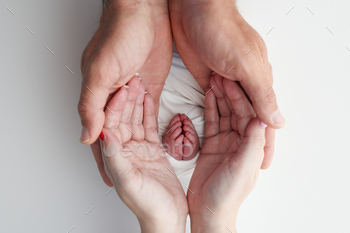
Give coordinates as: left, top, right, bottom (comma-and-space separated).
157, 52, 206, 233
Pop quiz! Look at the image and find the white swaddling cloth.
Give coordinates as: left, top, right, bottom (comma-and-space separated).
158, 52, 205, 233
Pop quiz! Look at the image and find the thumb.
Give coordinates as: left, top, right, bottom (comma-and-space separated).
240, 72, 286, 129
78, 76, 111, 145
235, 118, 267, 169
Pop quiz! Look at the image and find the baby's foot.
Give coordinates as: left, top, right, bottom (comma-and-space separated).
162, 113, 200, 160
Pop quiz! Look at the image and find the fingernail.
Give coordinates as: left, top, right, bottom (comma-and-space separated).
260, 121, 268, 128
123, 85, 129, 89
272, 109, 286, 127
80, 126, 89, 144
105, 142, 117, 158
145, 91, 148, 94
99, 131, 105, 141
135, 72, 139, 76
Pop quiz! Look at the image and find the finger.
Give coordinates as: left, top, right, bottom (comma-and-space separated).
144, 93, 159, 143
234, 118, 266, 171
224, 94, 238, 132
210, 76, 231, 132
90, 139, 113, 187
261, 127, 275, 169
101, 128, 133, 185
104, 87, 128, 130
204, 87, 219, 138
78, 77, 110, 145
119, 76, 141, 143
131, 82, 145, 140
240, 70, 285, 129
217, 75, 239, 132
223, 79, 256, 136
213, 74, 225, 93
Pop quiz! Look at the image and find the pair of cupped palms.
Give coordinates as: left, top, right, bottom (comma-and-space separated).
99, 74, 270, 233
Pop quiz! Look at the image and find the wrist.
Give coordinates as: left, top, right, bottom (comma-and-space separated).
138, 215, 187, 233
191, 219, 237, 233
190, 210, 238, 233
103, 0, 168, 9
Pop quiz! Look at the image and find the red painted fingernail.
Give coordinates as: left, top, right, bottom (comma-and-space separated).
99, 131, 105, 141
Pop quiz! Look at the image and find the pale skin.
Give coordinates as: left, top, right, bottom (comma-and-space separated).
100, 76, 188, 233
78, 0, 284, 187
100, 74, 267, 232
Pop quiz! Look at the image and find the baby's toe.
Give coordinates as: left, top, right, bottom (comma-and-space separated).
185, 131, 196, 144
165, 120, 182, 135
173, 134, 184, 159
169, 114, 181, 127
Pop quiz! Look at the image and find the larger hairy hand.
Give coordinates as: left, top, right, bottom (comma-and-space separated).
169, 0, 285, 130
100, 77, 187, 232
79, 0, 172, 186
188, 75, 270, 233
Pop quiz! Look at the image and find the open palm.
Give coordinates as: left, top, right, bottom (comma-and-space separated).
101, 76, 188, 225
188, 75, 266, 228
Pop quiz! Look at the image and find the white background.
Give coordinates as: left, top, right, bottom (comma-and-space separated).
1, 0, 350, 232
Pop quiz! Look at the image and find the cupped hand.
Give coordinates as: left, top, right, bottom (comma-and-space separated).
78, 0, 173, 186
188, 75, 268, 233
169, 0, 285, 131
100, 76, 187, 232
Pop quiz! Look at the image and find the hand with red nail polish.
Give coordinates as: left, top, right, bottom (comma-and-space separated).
99, 77, 188, 233
188, 76, 268, 233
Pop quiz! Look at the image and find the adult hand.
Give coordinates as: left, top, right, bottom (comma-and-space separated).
169, 0, 285, 130
78, 0, 172, 185
100, 76, 187, 233
188, 75, 268, 233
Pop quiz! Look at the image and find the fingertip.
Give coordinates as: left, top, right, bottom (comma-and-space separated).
260, 121, 268, 128
272, 108, 286, 128
78, 83, 109, 145
80, 126, 90, 144
246, 118, 267, 139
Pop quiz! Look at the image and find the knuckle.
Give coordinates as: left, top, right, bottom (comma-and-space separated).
252, 134, 266, 149
260, 85, 276, 104
77, 101, 89, 116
